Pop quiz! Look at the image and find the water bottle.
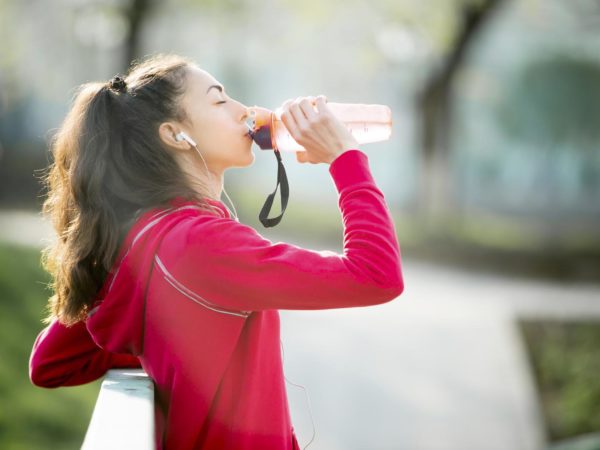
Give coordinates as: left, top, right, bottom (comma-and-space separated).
246, 101, 392, 152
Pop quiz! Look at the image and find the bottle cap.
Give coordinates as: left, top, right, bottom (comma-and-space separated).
246, 106, 275, 150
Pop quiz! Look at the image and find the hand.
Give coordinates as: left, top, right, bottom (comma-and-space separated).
279, 95, 359, 165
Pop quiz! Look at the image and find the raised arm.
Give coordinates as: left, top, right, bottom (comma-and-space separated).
156, 149, 404, 313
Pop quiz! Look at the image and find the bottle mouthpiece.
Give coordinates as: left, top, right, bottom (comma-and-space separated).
246, 106, 275, 150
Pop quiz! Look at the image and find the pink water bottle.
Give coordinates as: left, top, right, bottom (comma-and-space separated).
246, 101, 392, 152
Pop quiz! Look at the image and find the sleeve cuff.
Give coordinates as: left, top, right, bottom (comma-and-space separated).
328, 149, 375, 192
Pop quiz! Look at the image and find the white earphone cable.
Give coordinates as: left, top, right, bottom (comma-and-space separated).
190, 143, 239, 222
280, 338, 316, 450
184, 134, 315, 447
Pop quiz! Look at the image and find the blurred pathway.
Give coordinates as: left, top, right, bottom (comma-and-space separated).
4, 210, 600, 450
274, 237, 600, 450
0, 210, 53, 248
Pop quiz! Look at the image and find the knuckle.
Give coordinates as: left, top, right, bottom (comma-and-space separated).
298, 122, 310, 132
318, 114, 332, 125
307, 115, 319, 125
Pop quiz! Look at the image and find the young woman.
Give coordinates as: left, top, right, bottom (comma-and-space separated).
29, 53, 404, 450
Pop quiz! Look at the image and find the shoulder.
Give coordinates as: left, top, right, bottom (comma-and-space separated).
176, 213, 266, 244
159, 212, 272, 261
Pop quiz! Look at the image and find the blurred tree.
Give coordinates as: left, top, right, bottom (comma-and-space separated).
113, 0, 508, 224
122, 0, 160, 70
563, 0, 600, 30
497, 56, 600, 153
495, 55, 600, 205
416, 0, 505, 222
278, 0, 508, 222
119, 0, 250, 71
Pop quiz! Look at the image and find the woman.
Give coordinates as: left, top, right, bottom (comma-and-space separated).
29, 53, 404, 450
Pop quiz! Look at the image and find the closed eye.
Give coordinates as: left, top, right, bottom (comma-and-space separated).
216, 100, 227, 104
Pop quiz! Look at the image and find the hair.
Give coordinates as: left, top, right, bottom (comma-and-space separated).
41, 53, 221, 326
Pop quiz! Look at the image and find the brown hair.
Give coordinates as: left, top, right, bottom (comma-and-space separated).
41, 53, 220, 326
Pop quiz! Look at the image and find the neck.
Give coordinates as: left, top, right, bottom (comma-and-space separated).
207, 169, 224, 201
179, 149, 224, 201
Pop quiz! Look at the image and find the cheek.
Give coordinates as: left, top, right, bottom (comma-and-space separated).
212, 117, 240, 144
195, 111, 243, 154
198, 121, 238, 155
195, 117, 221, 147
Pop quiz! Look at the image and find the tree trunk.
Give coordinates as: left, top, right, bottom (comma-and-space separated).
122, 0, 155, 71
417, 0, 504, 225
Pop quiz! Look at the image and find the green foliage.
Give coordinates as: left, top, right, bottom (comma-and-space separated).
520, 320, 600, 442
0, 243, 100, 450
497, 56, 600, 151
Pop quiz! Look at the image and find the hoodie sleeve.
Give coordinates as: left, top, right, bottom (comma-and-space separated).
160, 149, 404, 312
29, 318, 141, 388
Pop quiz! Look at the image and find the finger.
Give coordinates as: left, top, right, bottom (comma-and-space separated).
315, 95, 330, 115
280, 101, 301, 139
280, 98, 295, 109
288, 98, 310, 136
299, 96, 319, 122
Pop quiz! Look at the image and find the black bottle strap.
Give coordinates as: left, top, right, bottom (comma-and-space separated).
259, 149, 289, 227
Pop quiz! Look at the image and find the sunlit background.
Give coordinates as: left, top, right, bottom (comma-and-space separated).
1, 0, 599, 449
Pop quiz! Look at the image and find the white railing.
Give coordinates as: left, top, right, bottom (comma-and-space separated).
82, 369, 155, 450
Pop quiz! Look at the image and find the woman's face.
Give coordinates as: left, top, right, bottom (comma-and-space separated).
178, 66, 254, 171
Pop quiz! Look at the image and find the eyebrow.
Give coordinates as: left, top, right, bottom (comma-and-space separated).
206, 84, 224, 94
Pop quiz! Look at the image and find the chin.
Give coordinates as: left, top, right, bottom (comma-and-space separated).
229, 150, 255, 169
243, 151, 255, 167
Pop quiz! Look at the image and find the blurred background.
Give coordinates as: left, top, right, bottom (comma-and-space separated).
1, 0, 599, 449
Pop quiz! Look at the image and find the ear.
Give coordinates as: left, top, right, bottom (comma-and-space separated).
158, 122, 188, 151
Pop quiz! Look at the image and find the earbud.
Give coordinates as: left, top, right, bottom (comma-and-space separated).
175, 131, 197, 147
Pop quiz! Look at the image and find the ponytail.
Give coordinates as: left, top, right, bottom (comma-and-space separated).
41, 54, 218, 326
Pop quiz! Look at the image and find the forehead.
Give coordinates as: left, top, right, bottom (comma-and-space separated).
186, 67, 223, 97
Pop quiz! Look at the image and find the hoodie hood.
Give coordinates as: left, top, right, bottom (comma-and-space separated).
86, 198, 230, 356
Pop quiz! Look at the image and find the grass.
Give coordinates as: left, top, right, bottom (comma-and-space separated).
519, 320, 600, 443
0, 242, 101, 450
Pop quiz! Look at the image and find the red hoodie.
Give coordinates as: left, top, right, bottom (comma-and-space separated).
29, 149, 404, 450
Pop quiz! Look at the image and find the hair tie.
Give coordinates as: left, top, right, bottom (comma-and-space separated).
109, 75, 127, 93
